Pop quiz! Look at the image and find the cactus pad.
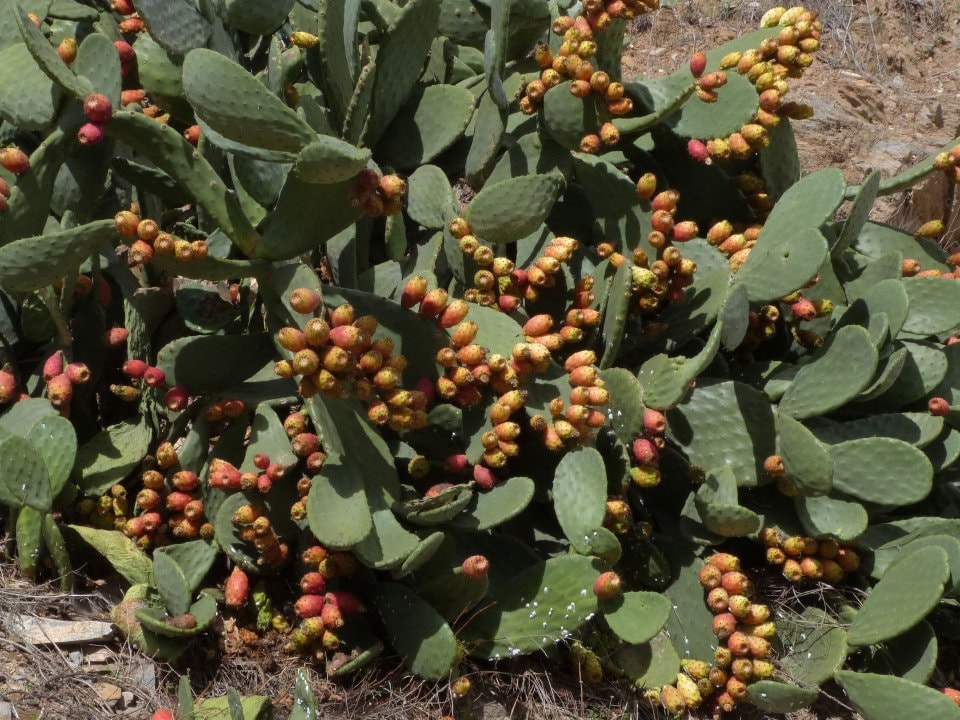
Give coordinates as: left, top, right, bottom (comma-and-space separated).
777, 606, 848, 685
406, 165, 458, 230
779, 325, 878, 420
305, 455, 372, 548
901, 276, 960, 336
294, 137, 371, 184
374, 582, 457, 679
465, 173, 562, 244
447, 476, 535, 531
553, 448, 607, 554
778, 413, 833, 496
829, 437, 932, 506
848, 544, 949, 647
66, 525, 151, 586
152, 550, 193, 616
746, 682, 817, 713
600, 591, 671, 645
460, 554, 601, 660
835, 671, 960, 720
134, 0, 211, 55
0, 42, 61, 130
794, 494, 867, 542
0, 433, 51, 511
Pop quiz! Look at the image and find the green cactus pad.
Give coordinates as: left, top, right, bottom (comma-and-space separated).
854, 221, 950, 272
599, 261, 632, 370
0, 398, 57, 431
417, 567, 489, 625
926, 426, 960, 472
664, 549, 717, 660
901, 276, 960, 336
405, 164, 458, 230
874, 341, 949, 407
152, 550, 193, 616
107, 112, 259, 255
833, 170, 881, 257
460, 554, 601, 660
156, 332, 276, 394
778, 413, 833, 496
183, 49, 315, 153
156, 540, 218, 594
305, 454, 373, 549
293, 136, 371, 184
746, 682, 817, 713
638, 320, 723, 411
542, 81, 599, 150
778, 325, 878, 420
222, 0, 295, 35
848, 544, 949, 647
73, 32, 121, 106
363, 0, 442, 147
314, 0, 359, 129
599, 368, 645, 443
866, 620, 938, 684
839, 278, 909, 339
829, 437, 932, 506
377, 84, 476, 169
869, 534, 960, 597
666, 379, 777, 488
778, 606, 848, 685
486, 130, 571, 187
373, 582, 457, 680
552, 448, 607, 554
194, 691, 271, 720
14, 1, 92, 100
14, 507, 43, 581
0, 42, 61, 130
572, 152, 651, 253
75, 420, 152, 495
808, 412, 943, 448
794, 494, 867, 542
66, 525, 152, 586
611, 631, 681, 688
0, 433, 51, 511
599, 591, 670, 645
465, 89, 507, 186
835, 671, 960, 720
446, 476, 535, 531
353, 481, 420, 570
735, 168, 845, 302
135, 0, 210, 55
24, 415, 75, 498
0, 219, 119, 292
465, 173, 562, 244
394, 531, 446, 578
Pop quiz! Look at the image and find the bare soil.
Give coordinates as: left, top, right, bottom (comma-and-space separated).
4, 2, 960, 719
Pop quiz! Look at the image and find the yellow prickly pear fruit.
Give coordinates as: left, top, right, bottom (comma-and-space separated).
761, 7, 787, 27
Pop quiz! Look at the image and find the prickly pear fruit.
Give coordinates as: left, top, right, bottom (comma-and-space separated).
689, 51, 707, 78
225, 567, 250, 608
593, 571, 622, 599
83, 94, 113, 123
151, 710, 174, 720
0, 147, 30, 174
698, 563, 722, 590
462, 555, 490, 580
47, 374, 72, 408
712, 613, 737, 641
0, 371, 17, 403
944, 688, 960, 707
929, 397, 950, 416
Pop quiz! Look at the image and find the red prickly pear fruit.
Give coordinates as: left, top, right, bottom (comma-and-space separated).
462, 555, 489, 580
165, 385, 189, 412
592, 571, 623, 599
943, 688, 960, 707
83, 94, 113, 123
800, 556, 824, 580
0, 147, 30, 175
47, 374, 73, 408
438, 299, 469, 329
726, 631, 751, 656
57, 38, 78, 64
289, 287, 322, 314
688, 138, 710, 162
118, 16, 143, 32
151, 710, 175, 720
636, 173, 657, 200
292, 432, 320, 457
105, 327, 129, 348
378, 174, 406, 200
181, 124, 201, 147
706, 587, 730, 613
642, 408, 667, 434
0, 371, 17, 403
325, 590, 362, 615
721, 571, 750, 595
689, 51, 707, 78
120, 88, 146, 106
295, 594, 325, 618
143, 366, 166, 388
763, 454, 785, 477
418, 288, 448, 319
790, 297, 817, 320
321, 601, 344, 629
708, 553, 740, 573
523, 314, 554, 337
113, 40, 135, 63
473, 464, 496, 489
123, 358, 148, 378
672, 220, 699, 242
712, 613, 738, 641
445, 454, 469, 473
0, 177, 8, 199
224, 567, 250, 608
698, 563, 722, 590
835, 547, 860, 572
400, 275, 428, 309
599, 122, 620, 146
43, 351, 64, 381
65, 362, 91, 385
300, 572, 327, 595
929, 397, 951, 416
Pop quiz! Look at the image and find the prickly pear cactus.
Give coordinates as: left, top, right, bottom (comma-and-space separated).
1, 0, 960, 711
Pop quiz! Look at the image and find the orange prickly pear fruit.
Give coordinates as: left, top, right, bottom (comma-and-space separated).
225, 567, 250, 608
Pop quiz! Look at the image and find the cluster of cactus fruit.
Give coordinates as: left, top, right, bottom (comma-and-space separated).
5, 0, 960, 717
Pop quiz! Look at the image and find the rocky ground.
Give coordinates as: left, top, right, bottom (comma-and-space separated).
3, 2, 960, 719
